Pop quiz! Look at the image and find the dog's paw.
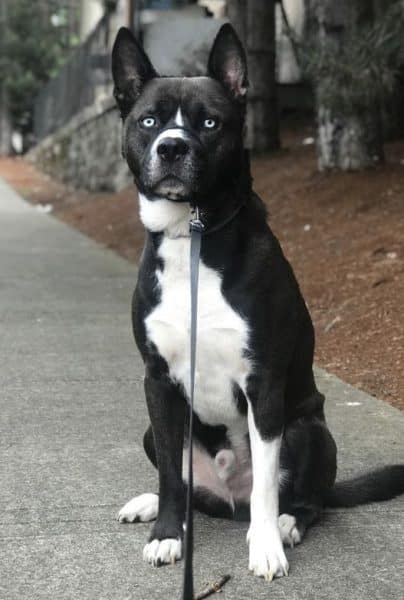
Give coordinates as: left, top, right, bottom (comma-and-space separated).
143, 538, 182, 566
247, 524, 289, 581
118, 493, 158, 523
278, 514, 302, 548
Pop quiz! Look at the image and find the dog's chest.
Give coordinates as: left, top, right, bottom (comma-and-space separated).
145, 236, 250, 427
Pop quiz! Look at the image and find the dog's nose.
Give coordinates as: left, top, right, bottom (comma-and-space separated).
157, 138, 189, 162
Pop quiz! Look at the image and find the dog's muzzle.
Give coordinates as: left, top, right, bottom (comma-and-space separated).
143, 129, 205, 200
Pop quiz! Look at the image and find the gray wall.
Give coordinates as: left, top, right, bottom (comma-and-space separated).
29, 98, 130, 192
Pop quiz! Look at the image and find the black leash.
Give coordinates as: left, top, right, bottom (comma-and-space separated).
182, 206, 204, 600
182, 203, 244, 600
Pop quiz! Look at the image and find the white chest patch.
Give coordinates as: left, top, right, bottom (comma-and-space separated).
145, 235, 251, 428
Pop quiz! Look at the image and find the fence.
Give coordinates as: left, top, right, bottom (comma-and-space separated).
33, 14, 113, 141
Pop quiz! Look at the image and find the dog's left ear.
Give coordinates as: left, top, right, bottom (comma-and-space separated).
207, 23, 248, 101
112, 27, 158, 118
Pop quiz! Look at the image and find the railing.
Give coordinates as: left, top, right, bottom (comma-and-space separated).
33, 14, 113, 141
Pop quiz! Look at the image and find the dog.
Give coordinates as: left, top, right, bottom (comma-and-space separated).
112, 24, 404, 581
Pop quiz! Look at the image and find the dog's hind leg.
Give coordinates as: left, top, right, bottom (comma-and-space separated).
278, 504, 321, 547
120, 425, 235, 523
118, 426, 159, 523
118, 492, 158, 523
192, 487, 235, 518
279, 416, 337, 546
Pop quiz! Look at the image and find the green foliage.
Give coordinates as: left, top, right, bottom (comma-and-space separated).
0, 1, 79, 132
290, 2, 404, 114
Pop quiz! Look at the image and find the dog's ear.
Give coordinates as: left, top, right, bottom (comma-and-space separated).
112, 27, 158, 118
207, 24, 248, 101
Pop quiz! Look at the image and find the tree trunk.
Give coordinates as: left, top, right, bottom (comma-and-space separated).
309, 0, 384, 170
227, 0, 280, 152
373, 0, 404, 140
317, 106, 383, 171
0, 0, 11, 155
0, 95, 12, 156
227, 0, 247, 42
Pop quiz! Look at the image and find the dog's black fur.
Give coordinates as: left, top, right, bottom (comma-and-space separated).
112, 24, 404, 579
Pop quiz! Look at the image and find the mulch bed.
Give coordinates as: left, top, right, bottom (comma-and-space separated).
1, 128, 403, 410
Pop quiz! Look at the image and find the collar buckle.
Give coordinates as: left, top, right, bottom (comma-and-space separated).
189, 206, 205, 234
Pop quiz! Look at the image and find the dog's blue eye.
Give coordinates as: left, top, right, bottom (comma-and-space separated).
141, 117, 156, 128
203, 118, 217, 129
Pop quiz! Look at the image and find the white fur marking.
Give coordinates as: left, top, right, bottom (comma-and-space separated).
174, 107, 185, 127
138, 193, 190, 237
118, 493, 158, 523
143, 538, 182, 566
145, 235, 251, 428
247, 412, 289, 581
278, 513, 302, 548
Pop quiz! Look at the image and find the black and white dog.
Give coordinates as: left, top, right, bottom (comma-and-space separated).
112, 24, 404, 581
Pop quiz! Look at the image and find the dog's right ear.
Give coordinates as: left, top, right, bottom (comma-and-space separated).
208, 23, 248, 101
112, 27, 158, 119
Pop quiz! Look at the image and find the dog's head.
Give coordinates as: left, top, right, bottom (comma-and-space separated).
112, 24, 248, 205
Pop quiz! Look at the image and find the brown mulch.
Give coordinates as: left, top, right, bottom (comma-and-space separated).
1, 130, 403, 410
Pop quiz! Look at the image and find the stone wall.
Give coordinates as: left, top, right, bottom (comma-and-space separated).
28, 96, 131, 192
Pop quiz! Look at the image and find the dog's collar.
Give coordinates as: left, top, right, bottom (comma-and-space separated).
190, 203, 244, 236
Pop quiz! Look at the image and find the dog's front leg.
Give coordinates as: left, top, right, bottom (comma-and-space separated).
142, 371, 186, 566
247, 377, 289, 581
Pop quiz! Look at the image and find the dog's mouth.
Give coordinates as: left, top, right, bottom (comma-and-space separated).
152, 176, 191, 202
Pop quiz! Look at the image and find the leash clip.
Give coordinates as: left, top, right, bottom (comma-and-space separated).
189, 206, 205, 234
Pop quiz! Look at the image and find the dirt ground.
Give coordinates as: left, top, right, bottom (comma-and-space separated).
1, 128, 403, 410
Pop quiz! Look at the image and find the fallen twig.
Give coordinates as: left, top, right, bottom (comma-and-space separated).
324, 315, 342, 333
195, 575, 231, 599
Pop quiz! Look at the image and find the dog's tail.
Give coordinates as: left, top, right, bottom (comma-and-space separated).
324, 465, 404, 508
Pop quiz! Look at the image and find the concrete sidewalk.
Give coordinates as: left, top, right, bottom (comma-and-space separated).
0, 177, 403, 600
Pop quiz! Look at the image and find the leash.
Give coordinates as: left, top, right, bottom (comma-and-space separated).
182, 203, 243, 599
182, 206, 204, 600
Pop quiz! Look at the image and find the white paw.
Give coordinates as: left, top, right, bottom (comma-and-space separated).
143, 538, 182, 566
278, 514, 302, 548
247, 523, 289, 581
118, 493, 158, 523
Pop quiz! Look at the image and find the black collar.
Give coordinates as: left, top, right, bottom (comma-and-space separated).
190, 203, 244, 236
